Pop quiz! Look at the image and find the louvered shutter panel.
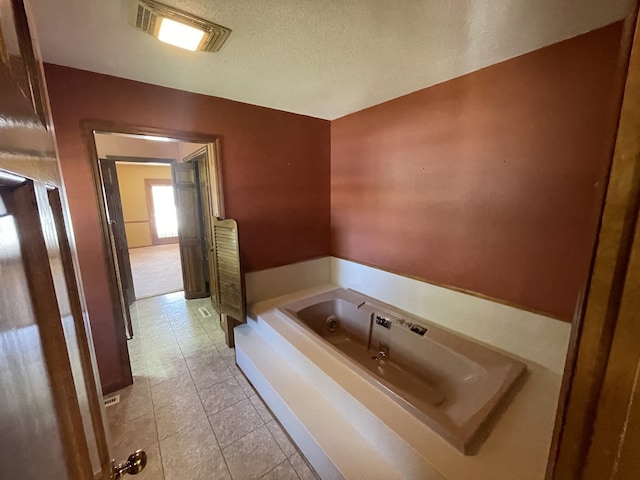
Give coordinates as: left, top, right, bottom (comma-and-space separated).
212, 217, 245, 322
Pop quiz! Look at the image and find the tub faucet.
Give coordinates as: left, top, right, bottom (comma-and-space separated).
378, 342, 389, 359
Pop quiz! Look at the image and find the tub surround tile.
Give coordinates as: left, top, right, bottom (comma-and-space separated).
222, 425, 286, 480
245, 257, 332, 305
331, 257, 571, 374
246, 257, 571, 373
159, 420, 219, 480
209, 398, 264, 447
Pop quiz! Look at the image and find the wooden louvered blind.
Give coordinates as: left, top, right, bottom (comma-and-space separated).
212, 217, 245, 322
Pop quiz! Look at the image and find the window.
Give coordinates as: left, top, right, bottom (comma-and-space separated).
145, 179, 178, 244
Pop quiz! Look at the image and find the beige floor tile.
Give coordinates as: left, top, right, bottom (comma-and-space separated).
163, 302, 191, 316
151, 373, 197, 408
260, 461, 299, 480
216, 344, 236, 359
222, 425, 286, 480
144, 339, 182, 356
138, 321, 171, 333
235, 374, 256, 396
288, 453, 319, 480
160, 291, 186, 304
172, 321, 207, 336
108, 412, 158, 460
136, 304, 166, 316
191, 361, 234, 392
106, 378, 153, 424
184, 451, 232, 480
184, 348, 223, 372
266, 421, 296, 457
199, 377, 247, 416
109, 294, 319, 480
147, 357, 190, 386
179, 336, 215, 356
209, 330, 227, 345
201, 321, 223, 336
209, 398, 264, 447
159, 420, 220, 480
155, 393, 208, 440
138, 312, 171, 324
225, 360, 243, 376
249, 394, 273, 423
130, 362, 148, 377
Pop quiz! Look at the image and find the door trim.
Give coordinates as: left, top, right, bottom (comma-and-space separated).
548, 6, 640, 479
81, 121, 225, 392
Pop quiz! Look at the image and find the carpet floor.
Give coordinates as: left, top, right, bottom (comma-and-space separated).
129, 244, 183, 299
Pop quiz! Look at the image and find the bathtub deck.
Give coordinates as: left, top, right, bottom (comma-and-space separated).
236, 284, 562, 480
235, 324, 405, 480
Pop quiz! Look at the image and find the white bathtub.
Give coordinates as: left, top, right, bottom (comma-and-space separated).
276, 288, 526, 455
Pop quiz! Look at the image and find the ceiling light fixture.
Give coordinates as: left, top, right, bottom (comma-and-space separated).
129, 0, 231, 53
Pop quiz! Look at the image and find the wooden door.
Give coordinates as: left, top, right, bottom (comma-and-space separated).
196, 156, 215, 295
101, 158, 135, 308
172, 162, 208, 298
183, 146, 218, 305
0, 1, 145, 478
99, 158, 136, 313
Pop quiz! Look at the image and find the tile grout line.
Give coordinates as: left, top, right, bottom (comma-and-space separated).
176, 300, 235, 479
140, 301, 166, 480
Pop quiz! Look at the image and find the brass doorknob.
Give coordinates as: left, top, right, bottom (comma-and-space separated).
113, 449, 147, 478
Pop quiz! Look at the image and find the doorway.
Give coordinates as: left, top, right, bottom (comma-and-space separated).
88, 128, 224, 341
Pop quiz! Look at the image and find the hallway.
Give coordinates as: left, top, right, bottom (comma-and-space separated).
105, 292, 318, 479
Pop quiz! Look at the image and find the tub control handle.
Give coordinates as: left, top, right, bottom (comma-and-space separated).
376, 316, 391, 329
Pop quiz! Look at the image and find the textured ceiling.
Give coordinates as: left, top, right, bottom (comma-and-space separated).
30, 0, 633, 120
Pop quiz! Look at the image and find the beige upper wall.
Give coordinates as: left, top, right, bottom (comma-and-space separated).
116, 163, 173, 248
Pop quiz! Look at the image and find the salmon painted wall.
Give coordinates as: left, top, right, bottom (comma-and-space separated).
331, 22, 627, 320
44, 64, 330, 391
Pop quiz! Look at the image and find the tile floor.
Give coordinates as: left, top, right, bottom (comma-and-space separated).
105, 291, 319, 480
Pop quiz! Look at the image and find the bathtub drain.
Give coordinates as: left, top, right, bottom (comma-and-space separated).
325, 315, 340, 333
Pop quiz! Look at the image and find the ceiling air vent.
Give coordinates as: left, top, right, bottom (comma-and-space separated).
128, 0, 231, 52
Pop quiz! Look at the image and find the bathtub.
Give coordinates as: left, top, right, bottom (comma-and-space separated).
276, 288, 527, 455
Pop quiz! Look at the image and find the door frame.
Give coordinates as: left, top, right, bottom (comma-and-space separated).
547, 7, 640, 479
82, 121, 225, 392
